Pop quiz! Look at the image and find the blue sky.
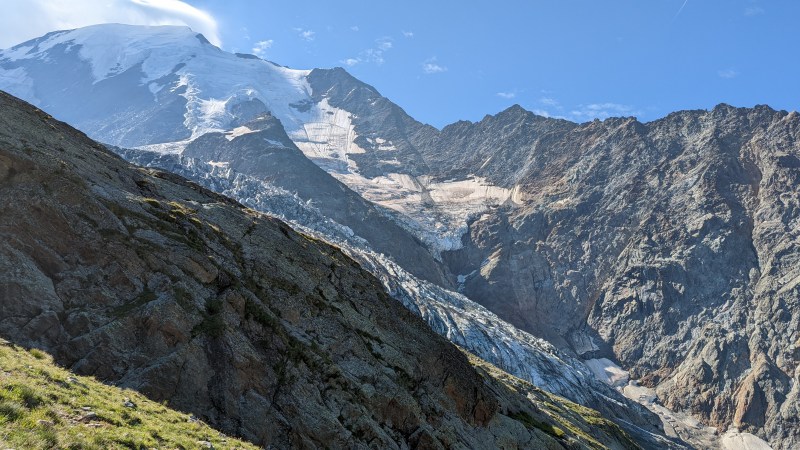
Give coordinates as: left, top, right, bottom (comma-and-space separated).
2, 0, 798, 127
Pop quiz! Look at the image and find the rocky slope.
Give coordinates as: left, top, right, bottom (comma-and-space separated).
0, 91, 651, 449
0, 23, 449, 287
3, 24, 798, 448
113, 142, 675, 447
297, 65, 800, 449
413, 105, 800, 449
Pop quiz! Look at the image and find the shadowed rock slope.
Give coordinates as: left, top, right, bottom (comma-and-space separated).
0, 91, 645, 448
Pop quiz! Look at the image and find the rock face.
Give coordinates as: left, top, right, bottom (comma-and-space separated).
1, 25, 678, 445
3, 24, 799, 449
112, 143, 674, 447
0, 91, 648, 449
406, 106, 800, 449
303, 67, 800, 448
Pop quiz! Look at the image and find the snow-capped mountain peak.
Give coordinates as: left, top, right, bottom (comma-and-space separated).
4, 24, 213, 83
1, 23, 314, 142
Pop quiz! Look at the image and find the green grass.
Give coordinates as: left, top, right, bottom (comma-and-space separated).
509, 410, 566, 438
0, 343, 258, 449
141, 198, 161, 208
459, 348, 640, 450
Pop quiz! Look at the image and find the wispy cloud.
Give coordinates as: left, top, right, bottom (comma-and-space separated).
350, 25, 359, 32
422, 57, 447, 74
527, 97, 565, 117
673, 0, 690, 20
342, 37, 395, 66
570, 103, 641, 121
496, 92, 516, 99
251, 39, 273, 57
744, 6, 765, 16
364, 49, 385, 64
402, 30, 414, 38
718, 68, 739, 78
340, 58, 359, 67
513, 96, 638, 121
531, 109, 552, 118
525, 96, 568, 119
0, 0, 222, 48
376, 37, 392, 51
293, 28, 315, 41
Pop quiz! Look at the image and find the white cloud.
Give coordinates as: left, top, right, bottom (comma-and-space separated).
402, 30, 414, 38
376, 37, 393, 51
531, 109, 552, 118
341, 58, 359, 67
496, 92, 516, 99
423, 63, 447, 74
422, 57, 447, 74
364, 48, 385, 64
350, 26, 359, 32
251, 39, 273, 57
570, 103, 640, 121
718, 68, 739, 78
294, 28, 315, 41
346, 37, 395, 66
0, 0, 221, 49
744, 6, 765, 16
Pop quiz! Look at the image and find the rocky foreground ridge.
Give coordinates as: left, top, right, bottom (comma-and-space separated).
0, 91, 651, 448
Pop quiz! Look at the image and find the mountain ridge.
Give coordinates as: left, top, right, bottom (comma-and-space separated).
0, 89, 649, 449
2, 24, 798, 449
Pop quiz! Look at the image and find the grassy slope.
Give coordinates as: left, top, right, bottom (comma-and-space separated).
463, 349, 641, 450
0, 340, 257, 450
